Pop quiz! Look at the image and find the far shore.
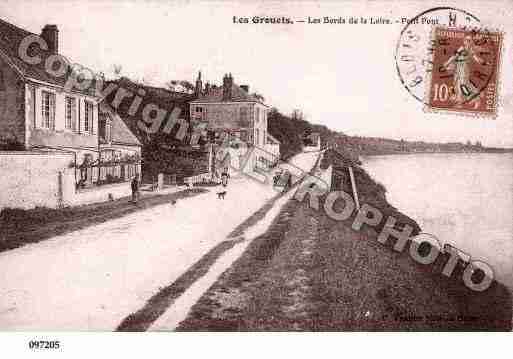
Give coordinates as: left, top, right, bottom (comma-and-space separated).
360, 150, 513, 158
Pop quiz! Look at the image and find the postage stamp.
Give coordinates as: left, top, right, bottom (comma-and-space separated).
425, 27, 504, 117
395, 7, 481, 105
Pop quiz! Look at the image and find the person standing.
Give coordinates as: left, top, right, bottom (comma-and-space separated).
131, 175, 140, 203
286, 172, 292, 189
221, 168, 230, 187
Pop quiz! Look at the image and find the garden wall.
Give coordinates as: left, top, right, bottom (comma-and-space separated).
0, 151, 135, 211
0, 151, 75, 210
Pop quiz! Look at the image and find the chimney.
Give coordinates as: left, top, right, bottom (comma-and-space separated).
195, 70, 203, 96
240, 85, 249, 93
41, 24, 59, 53
222, 73, 233, 101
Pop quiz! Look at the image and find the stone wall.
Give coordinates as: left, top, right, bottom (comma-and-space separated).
0, 151, 138, 211
0, 151, 75, 210
68, 182, 133, 207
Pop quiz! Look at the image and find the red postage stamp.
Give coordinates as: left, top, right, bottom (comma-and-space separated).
426, 27, 503, 117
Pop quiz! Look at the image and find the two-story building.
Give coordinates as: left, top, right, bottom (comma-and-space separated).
189, 72, 277, 175
0, 18, 142, 209
0, 19, 101, 184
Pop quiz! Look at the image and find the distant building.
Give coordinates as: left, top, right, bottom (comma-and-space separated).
189, 72, 278, 174
190, 72, 268, 147
304, 132, 321, 151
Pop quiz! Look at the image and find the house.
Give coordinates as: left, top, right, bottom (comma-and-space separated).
0, 18, 142, 209
0, 19, 100, 185
98, 103, 142, 184
304, 132, 321, 151
189, 72, 277, 175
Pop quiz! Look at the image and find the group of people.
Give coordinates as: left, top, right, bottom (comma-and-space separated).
273, 170, 292, 189
129, 167, 232, 205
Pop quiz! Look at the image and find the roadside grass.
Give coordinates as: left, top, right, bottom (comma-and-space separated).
0, 188, 206, 253
176, 199, 301, 331
117, 185, 293, 331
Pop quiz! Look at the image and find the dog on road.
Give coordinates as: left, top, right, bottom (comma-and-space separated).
217, 191, 226, 199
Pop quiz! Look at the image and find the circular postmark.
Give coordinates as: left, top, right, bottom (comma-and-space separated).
395, 7, 484, 105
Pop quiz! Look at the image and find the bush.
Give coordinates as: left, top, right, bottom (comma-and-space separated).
0, 139, 24, 151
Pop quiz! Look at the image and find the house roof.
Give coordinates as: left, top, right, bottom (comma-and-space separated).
191, 83, 266, 105
0, 18, 96, 96
103, 77, 195, 147
99, 103, 141, 147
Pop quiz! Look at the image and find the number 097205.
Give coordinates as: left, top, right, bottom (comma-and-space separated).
28, 340, 60, 350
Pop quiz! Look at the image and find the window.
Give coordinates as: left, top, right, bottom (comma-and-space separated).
239, 107, 248, 125
41, 91, 55, 129
255, 129, 260, 146
240, 130, 248, 142
255, 107, 260, 123
84, 101, 94, 134
263, 130, 266, 145
65, 97, 77, 131
105, 121, 111, 142
99, 116, 112, 143
195, 106, 207, 120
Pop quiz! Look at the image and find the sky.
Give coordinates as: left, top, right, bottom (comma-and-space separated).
1, 0, 512, 147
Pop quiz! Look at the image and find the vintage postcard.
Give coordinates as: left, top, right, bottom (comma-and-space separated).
0, 0, 512, 356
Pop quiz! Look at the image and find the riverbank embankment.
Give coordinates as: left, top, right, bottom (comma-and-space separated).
175, 149, 512, 330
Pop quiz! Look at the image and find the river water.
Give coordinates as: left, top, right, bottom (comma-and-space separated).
362, 153, 513, 290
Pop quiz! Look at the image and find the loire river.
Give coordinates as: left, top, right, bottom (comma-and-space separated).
362, 153, 513, 290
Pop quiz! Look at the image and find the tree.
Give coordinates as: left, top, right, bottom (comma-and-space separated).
112, 64, 123, 79
166, 80, 195, 94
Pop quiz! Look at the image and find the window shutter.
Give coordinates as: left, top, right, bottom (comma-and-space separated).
92, 103, 98, 135
40, 92, 44, 128
50, 93, 55, 130
72, 99, 77, 132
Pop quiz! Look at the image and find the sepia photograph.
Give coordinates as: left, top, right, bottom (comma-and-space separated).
0, 0, 512, 356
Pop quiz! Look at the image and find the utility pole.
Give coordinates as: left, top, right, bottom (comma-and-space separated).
348, 166, 360, 210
